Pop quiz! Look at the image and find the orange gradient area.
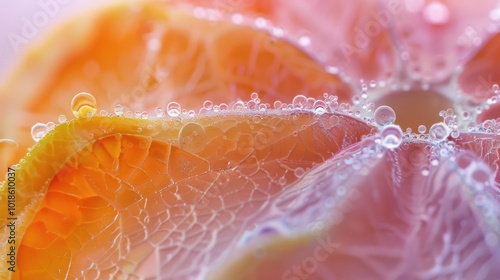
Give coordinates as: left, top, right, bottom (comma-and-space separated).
0, 112, 372, 279
0, 1, 352, 169
458, 33, 500, 101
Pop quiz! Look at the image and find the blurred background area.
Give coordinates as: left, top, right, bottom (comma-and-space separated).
0, 0, 106, 77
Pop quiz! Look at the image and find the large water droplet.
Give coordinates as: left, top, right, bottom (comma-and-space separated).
179, 122, 206, 153
374, 105, 396, 126
292, 95, 308, 109
167, 102, 181, 117
423, 2, 449, 25
114, 104, 124, 116
380, 125, 403, 149
31, 123, 48, 142
429, 122, 450, 142
71, 92, 97, 118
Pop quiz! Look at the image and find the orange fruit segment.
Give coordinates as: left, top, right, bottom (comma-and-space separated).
0, 110, 372, 279
0, 1, 352, 170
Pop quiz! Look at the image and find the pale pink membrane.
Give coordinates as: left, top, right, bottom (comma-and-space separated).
209, 138, 500, 279
388, 0, 498, 83
454, 132, 500, 187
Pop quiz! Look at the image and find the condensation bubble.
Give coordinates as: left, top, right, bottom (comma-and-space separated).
31, 123, 48, 142
418, 125, 426, 134
278, 176, 286, 186
492, 83, 499, 93
451, 131, 460, 138
203, 100, 213, 110
71, 92, 97, 118
294, 167, 305, 178
167, 102, 182, 117
472, 166, 492, 185
380, 124, 403, 149
369, 80, 376, 87
250, 92, 259, 100
429, 122, 450, 142
421, 169, 430, 176
329, 115, 340, 127
114, 104, 124, 116
423, 2, 450, 25
46, 122, 55, 131
233, 101, 245, 111
179, 122, 206, 153
155, 107, 164, 118
292, 95, 308, 109
273, 101, 282, 109
374, 105, 396, 126
298, 36, 311, 46
58, 114, 67, 123
460, 112, 470, 122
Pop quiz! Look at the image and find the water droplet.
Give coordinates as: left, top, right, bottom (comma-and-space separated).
58, 114, 67, 123
31, 123, 48, 142
418, 125, 426, 134
294, 167, 305, 178
451, 130, 460, 138
250, 92, 259, 100
380, 125, 403, 149
203, 100, 213, 110
423, 2, 449, 25
374, 105, 396, 126
179, 122, 206, 153
471, 166, 492, 185
274, 101, 282, 109
71, 92, 97, 118
369, 80, 376, 87
329, 115, 340, 126
167, 102, 181, 117
155, 107, 164, 118
114, 104, 124, 116
278, 176, 286, 186
489, 8, 500, 21
292, 95, 308, 109
429, 122, 450, 142
232, 101, 245, 111
493, 84, 500, 94
421, 169, 430, 176
46, 122, 55, 131
298, 36, 311, 46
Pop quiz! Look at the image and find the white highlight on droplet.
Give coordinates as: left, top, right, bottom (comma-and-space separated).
423, 2, 450, 25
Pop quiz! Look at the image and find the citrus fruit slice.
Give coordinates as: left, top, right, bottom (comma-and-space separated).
0, 1, 352, 170
0, 107, 372, 279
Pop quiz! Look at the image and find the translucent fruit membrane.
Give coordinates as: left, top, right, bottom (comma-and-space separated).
1, 0, 500, 280
1, 110, 372, 279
